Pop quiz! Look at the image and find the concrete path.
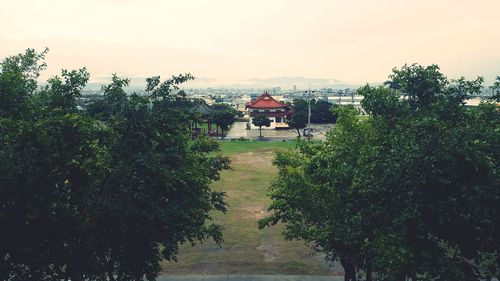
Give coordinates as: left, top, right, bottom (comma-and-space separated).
226, 122, 334, 141
157, 275, 343, 281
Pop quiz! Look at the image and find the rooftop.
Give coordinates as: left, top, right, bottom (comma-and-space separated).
245, 92, 289, 109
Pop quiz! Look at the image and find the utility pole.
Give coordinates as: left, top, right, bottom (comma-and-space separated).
307, 86, 311, 130
306, 86, 312, 141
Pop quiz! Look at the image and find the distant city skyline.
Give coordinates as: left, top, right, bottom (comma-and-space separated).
1, 0, 499, 88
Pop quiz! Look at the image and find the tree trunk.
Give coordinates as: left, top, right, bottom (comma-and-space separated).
497, 255, 500, 281
495, 244, 500, 281
341, 257, 357, 281
221, 128, 224, 139
106, 259, 117, 281
366, 261, 373, 281
462, 263, 476, 281
394, 272, 406, 281
70, 272, 83, 281
296, 128, 301, 137
259, 126, 262, 138
108, 271, 117, 281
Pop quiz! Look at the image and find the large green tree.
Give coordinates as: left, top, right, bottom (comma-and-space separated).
261, 65, 500, 281
0, 49, 230, 281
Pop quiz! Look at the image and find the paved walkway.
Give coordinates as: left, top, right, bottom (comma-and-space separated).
226, 122, 334, 141
157, 275, 343, 281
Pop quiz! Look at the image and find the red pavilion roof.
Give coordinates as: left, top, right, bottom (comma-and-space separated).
245, 92, 288, 109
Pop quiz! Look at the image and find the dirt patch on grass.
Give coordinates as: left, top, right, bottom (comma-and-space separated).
238, 204, 267, 220
256, 242, 280, 262
230, 150, 276, 169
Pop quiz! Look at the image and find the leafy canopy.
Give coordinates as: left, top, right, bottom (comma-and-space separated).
292, 98, 338, 123
252, 115, 271, 138
211, 103, 240, 138
0, 49, 230, 281
287, 111, 307, 137
261, 64, 500, 281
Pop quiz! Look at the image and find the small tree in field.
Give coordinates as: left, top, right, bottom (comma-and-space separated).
287, 111, 307, 137
252, 115, 271, 138
212, 109, 236, 139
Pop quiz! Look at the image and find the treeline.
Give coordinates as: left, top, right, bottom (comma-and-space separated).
292, 98, 338, 123
0, 49, 230, 281
287, 99, 338, 137
260, 65, 500, 281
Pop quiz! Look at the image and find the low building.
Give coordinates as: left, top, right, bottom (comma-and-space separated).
245, 92, 293, 129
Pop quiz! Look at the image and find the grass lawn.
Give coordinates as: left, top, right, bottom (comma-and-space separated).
161, 141, 338, 275
219, 140, 297, 155
194, 122, 210, 130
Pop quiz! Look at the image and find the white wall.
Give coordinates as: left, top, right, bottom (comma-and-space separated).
249, 116, 277, 129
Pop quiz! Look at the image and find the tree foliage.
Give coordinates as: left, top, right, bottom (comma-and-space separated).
292, 98, 338, 123
252, 115, 271, 138
287, 111, 307, 137
211, 103, 240, 139
0, 48, 48, 118
261, 64, 500, 281
0, 49, 230, 281
490, 76, 500, 102
86, 74, 130, 119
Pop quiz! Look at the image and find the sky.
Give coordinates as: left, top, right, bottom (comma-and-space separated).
1, 0, 499, 89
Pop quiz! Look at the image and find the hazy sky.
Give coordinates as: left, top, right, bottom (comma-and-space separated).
1, 0, 499, 88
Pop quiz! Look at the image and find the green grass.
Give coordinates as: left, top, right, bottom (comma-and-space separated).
193, 122, 209, 130
218, 140, 297, 155
161, 141, 335, 275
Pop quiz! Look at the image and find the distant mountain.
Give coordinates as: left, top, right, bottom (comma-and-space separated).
77, 75, 366, 92
183, 76, 362, 90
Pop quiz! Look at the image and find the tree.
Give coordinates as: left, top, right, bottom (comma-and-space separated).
292, 98, 337, 124
287, 111, 307, 137
261, 64, 500, 281
0, 50, 111, 281
489, 76, 500, 102
86, 74, 130, 119
0, 49, 230, 281
311, 100, 338, 123
389, 63, 448, 107
252, 115, 271, 138
292, 98, 308, 113
211, 104, 239, 139
260, 106, 373, 281
0, 48, 48, 118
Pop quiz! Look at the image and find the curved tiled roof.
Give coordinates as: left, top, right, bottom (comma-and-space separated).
191, 99, 213, 116
245, 92, 288, 109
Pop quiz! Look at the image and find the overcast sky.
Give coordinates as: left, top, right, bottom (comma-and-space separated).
1, 0, 499, 88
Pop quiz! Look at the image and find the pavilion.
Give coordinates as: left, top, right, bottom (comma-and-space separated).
191, 99, 215, 137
